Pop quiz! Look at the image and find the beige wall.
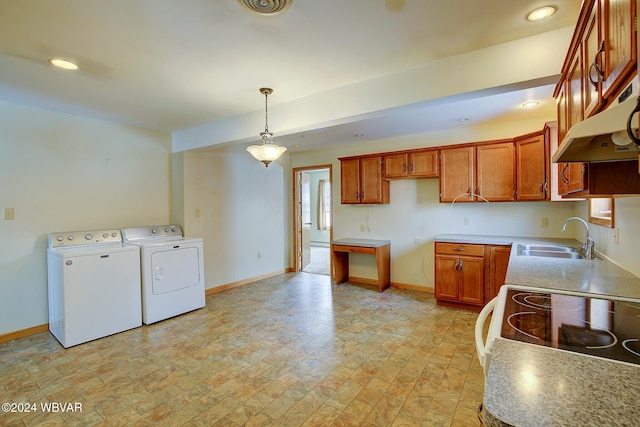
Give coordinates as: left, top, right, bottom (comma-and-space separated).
178, 145, 290, 289
0, 101, 172, 335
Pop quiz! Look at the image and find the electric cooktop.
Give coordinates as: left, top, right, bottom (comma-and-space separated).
500, 288, 640, 366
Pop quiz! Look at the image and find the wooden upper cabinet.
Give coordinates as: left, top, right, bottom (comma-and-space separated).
382, 152, 408, 178
516, 132, 549, 201
602, 0, 637, 99
409, 150, 438, 177
340, 158, 360, 204
439, 147, 474, 203
383, 150, 438, 178
476, 142, 515, 202
360, 156, 388, 204
340, 156, 389, 204
568, 48, 585, 128
584, 0, 603, 117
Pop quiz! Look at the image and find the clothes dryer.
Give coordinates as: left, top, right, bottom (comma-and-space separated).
122, 225, 205, 324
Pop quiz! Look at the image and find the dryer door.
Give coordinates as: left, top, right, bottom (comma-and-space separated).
150, 247, 201, 294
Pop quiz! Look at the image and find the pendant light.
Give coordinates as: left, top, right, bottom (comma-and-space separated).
246, 88, 287, 167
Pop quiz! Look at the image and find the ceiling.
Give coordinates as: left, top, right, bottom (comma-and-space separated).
0, 0, 582, 152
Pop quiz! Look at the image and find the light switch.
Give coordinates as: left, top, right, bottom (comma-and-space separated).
3, 208, 14, 220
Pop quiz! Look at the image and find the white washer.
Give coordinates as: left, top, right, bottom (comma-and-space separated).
47, 229, 142, 348
122, 225, 205, 324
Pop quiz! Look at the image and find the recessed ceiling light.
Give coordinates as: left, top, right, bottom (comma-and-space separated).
292, 144, 302, 148
522, 101, 540, 109
49, 58, 79, 70
458, 117, 469, 122
526, 6, 557, 22
354, 134, 364, 138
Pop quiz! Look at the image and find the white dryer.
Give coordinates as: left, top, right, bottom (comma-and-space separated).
47, 229, 142, 348
122, 225, 205, 324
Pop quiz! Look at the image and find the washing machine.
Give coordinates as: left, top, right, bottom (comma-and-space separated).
47, 229, 142, 348
122, 225, 205, 324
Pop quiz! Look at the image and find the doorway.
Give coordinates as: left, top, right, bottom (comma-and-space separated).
293, 165, 333, 276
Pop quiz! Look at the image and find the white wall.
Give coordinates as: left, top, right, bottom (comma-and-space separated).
580, 197, 640, 278
178, 145, 289, 289
0, 101, 172, 335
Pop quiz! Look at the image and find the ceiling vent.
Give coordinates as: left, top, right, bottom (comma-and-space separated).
238, 0, 293, 15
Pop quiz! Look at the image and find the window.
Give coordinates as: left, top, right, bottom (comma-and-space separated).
317, 179, 331, 230
588, 198, 614, 228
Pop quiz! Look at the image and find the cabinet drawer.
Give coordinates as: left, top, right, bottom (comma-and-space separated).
435, 242, 485, 257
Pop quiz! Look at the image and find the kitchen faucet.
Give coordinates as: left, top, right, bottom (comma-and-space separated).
561, 217, 595, 259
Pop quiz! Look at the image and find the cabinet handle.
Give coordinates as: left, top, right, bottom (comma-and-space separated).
588, 41, 606, 88
404, 164, 407, 172
410, 163, 414, 172
539, 182, 544, 194
560, 164, 569, 184
459, 261, 463, 272
455, 260, 460, 271
453, 247, 465, 252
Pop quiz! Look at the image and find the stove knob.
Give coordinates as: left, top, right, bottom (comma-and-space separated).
111, 232, 117, 237
170, 226, 176, 232
56, 236, 63, 242
165, 227, 170, 232
151, 228, 158, 234
67, 235, 74, 241
85, 234, 93, 240
103, 233, 109, 238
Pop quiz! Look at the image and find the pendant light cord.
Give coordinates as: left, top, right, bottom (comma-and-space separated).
264, 91, 269, 133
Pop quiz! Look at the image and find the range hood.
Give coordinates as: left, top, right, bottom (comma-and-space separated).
552, 95, 640, 163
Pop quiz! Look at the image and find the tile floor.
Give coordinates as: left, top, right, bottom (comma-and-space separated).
0, 273, 484, 426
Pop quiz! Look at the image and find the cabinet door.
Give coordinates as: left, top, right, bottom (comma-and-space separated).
458, 256, 485, 306
434, 254, 459, 301
583, 0, 603, 117
567, 162, 588, 193
557, 84, 569, 144
340, 158, 360, 204
476, 143, 515, 202
360, 156, 387, 204
409, 150, 438, 177
488, 246, 511, 300
567, 48, 584, 129
440, 147, 474, 202
516, 133, 548, 201
383, 153, 408, 178
602, 0, 636, 98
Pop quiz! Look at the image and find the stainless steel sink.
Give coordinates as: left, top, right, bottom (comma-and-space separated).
517, 244, 581, 253
517, 244, 586, 260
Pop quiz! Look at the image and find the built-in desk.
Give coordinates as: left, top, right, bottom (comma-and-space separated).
331, 238, 390, 292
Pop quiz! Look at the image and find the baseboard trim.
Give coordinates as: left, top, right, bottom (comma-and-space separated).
205, 270, 287, 295
342, 276, 433, 293
391, 282, 433, 293
0, 324, 49, 344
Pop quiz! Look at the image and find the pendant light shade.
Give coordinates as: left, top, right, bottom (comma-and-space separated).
247, 88, 287, 167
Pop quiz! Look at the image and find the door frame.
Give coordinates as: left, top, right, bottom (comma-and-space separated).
292, 164, 333, 274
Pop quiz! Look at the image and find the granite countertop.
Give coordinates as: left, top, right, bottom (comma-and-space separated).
434, 234, 640, 427
332, 238, 390, 247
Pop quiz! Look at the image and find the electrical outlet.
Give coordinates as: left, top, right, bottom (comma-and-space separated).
613, 228, 620, 245
194, 208, 201, 218
257, 252, 261, 259
3, 208, 14, 220
360, 224, 365, 232
464, 217, 469, 226
415, 237, 420, 245
541, 217, 549, 227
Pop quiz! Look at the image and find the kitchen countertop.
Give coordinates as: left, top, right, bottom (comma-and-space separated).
434, 234, 640, 426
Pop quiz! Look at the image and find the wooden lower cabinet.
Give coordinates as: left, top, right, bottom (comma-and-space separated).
434, 242, 512, 310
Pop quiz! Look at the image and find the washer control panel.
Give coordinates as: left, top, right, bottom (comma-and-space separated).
122, 224, 183, 241
49, 229, 123, 248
